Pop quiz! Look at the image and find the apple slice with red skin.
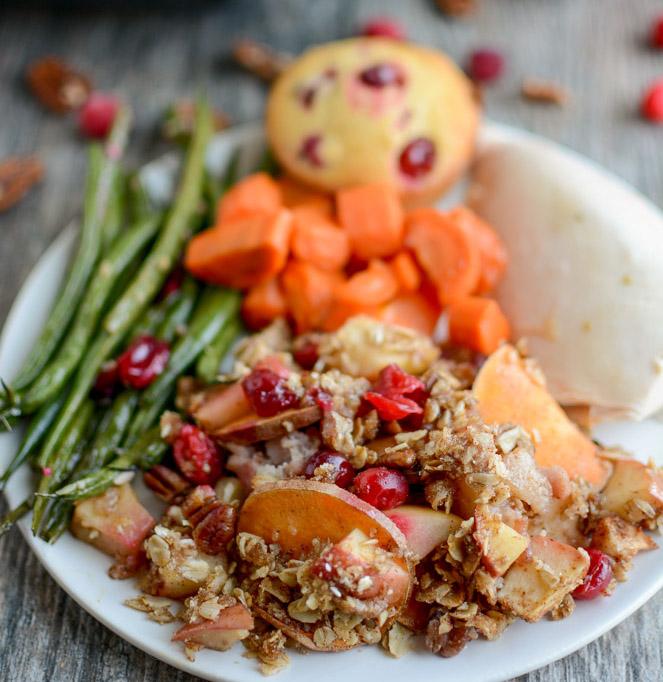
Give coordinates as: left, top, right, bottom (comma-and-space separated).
172, 603, 254, 650
212, 405, 322, 445
601, 459, 663, 523
385, 505, 462, 560
71, 483, 155, 559
238, 480, 413, 651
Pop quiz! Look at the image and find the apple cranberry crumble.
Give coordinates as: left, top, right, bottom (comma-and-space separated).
72, 317, 662, 673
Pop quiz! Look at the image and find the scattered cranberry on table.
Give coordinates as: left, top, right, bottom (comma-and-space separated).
78, 92, 119, 139
641, 81, 663, 123
117, 335, 170, 389
305, 450, 355, 488
399, 137, 436, 179
651, 16, 663, 48
572, 548, 613, 600
173, 424, 223, 486
242, 367, 300, 417
467, 49, 504, 83
359, 63, 406, 88
353, 467, 409, 510
360, 17, 406, 41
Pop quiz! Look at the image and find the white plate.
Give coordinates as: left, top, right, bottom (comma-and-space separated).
1, 122, 662, 682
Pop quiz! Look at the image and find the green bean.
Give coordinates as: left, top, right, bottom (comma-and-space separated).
0, 497, 34, 538
55, 425, 164, 502
34, 100, 212, 470
0, 392, 67, 491
102, 170, 127, 248
10, 107, 132, 393
126, 287, 240, 442
127, 171, 155, 223
196, 316, 242, 384
19, 215, 160, 414
32, 399, 95, 534
155, 277, 199, 343
41, 499, 73, 544
105, 99, 212, 337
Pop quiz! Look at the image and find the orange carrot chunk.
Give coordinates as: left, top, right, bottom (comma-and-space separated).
389, 251, 421, 293
185, 209, 293, 289
216, 172, 283, 224
337, 259, 399, 308
336, 183, 404, 260
242, 279, 288, 330
291, 208, 351, 271
446, 207, 508, 294
281, 261, 341, 333
405, 207, 481, 306
278, 175, 334, 215
378, 292, 440, 336
447, 296, 510, 355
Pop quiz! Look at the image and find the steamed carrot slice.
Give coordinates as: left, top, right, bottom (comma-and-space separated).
405, 207, 481, 306
389, 251, 421, 293
216, 172, 283, 224
447, 296, 510, 355
185, 209, 293, 289
242, 279, 287, 330
446, 207, 508, 294
378, 292, 440, 336
278, 176, 334, 215
291, 208, 351, 271
474, 345, 608, 487
336, 183, 404, 260
281, 261, 341, 333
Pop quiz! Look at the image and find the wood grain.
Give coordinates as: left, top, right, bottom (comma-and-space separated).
1, 0, 662, 680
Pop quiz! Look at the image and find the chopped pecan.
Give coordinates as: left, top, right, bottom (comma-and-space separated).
0, 156, 44, 212
26, 56, 91, 113
435, 0, 476, 16
182, 485, 237, 555
232, 39, 292, 81
521, 78, 569, 105
143, 465, 191, 503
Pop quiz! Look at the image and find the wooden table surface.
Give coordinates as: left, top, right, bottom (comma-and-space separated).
1, 0, 662, 680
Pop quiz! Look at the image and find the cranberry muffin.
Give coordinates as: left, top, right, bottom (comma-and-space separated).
266, 38, 479, 205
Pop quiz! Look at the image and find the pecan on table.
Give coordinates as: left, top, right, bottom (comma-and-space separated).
0, 156, 44, 212
26, 56, 91, 113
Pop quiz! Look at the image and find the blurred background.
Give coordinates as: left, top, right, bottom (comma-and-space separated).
0, 1, 662, 680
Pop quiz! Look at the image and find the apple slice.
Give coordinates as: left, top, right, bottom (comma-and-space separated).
189, 381, 253, 432
172, 603, 254, 650
385, 505, 461, 559
238, 480, 413, 651
213, 405, 322, 444
71, 483, 155, 559
473, 505, 528, 576
474, 344, 608, 487
601, 459, 663, 524
497, 535, 589, 622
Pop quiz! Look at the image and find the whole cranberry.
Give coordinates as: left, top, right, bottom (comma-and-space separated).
158, 267, 184, 300
305, 450, 355, 488
359, 63, 406, 88
651, 16, 663, 48
293, 340, 319, 370
467, 49, 504, 83
399, 138, 436, 179
92, 360, 120, 400
173, 424, 223, 486
117, 335, 170, 389
307, 386, 334, 411
642, 81, 663, 123
242, 367, 300, 417
363, 392, 422, 421
79, 93, 119, 139
360, 17, 406, 40
572, 549, 613, 600
353, 467, 409, 510
373, 364, 426, 401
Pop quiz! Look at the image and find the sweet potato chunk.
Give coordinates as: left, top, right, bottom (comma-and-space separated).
474, 344, 608, 487
213, 405, 322, 444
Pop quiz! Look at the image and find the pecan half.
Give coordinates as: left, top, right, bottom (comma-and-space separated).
521, 78, 569, 106
26, 57, 91, 113
181, 485, 237, 554
232, 39, 292, 81
143, 465, 190, 503
435, 0, 476, 16
0, 156, 44, 212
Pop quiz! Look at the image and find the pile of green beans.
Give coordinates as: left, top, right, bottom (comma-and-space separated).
0, 99, 245, 542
